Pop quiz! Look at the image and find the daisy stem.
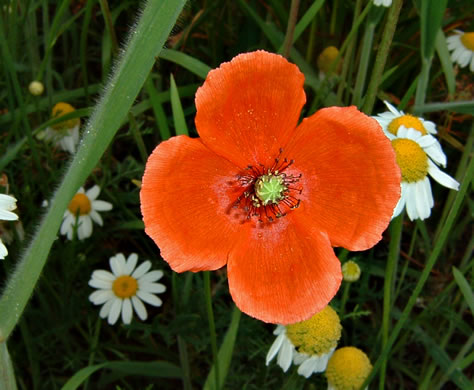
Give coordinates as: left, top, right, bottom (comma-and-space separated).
204, 271, 220, 389
362, 154, 474, 388
362, 0, 403, 114
339, 282, 351, 319
413, 57, 431, 116
281, 0, 300, 58
379, 213, 403, 390
0, 342, 17, 390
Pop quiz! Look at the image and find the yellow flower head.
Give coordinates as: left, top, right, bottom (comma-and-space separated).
317, 46, 340, 74
325, 347, 372, 390
342, 260, 361, 282
51, 102, 80, 130
286, 306, 341, 356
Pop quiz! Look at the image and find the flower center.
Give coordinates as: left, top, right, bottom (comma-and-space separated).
233, 150, 302, 223
387, 114, 427, 136
286, 306, 341, 356
460, 32, 474, 51
255, 174, 286, 205
391, 138, 428, 182
68, 193, 91, 215
51, 102, 80, 131
325, 347, 372, 390
112, 275, 138, 298
342, 260, 361, 282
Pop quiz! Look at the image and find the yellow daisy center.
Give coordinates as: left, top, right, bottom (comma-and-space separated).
342, 260, 361, 282
460, 32, 474, 51
317, 46, 340, 74
286, 306, 341, 356
68, 193, 91, 215
387, 114, 427, 136
51, 102, 80, 130
391, 138, 428, 182
325, 347, 372, 390
112, 275, 138, 298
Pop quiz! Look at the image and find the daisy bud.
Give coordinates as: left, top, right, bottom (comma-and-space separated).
342, 260, 361, 282
28, 81, 44, 96
317, 46, 340, 75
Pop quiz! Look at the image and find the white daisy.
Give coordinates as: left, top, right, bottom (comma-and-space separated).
0, 194, 19, 260
374, 104, 460, 221
60, 185, 113, 240
89, 253, 166, 325
373, 0, 391, 7
39, 102, 80, 153
266, 306, 341, 378
447, 30, 474, 72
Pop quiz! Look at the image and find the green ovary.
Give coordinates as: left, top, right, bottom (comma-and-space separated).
255, 174, 286, 205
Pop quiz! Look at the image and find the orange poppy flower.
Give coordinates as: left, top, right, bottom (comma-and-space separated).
140, 51, 401, 324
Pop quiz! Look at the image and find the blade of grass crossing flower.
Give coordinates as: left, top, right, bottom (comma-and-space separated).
435, 30, 456, 96
159, 49, 211, 79
413, 100, 474, 115
0, 343, 17, 390
362, 154, 474, 387
204, 306, 242, 390
452, 267, 474, 316
170, 74, 189, 136
379, 213, 403, 390
362, 0, 403, 114
0, 0, 187, 344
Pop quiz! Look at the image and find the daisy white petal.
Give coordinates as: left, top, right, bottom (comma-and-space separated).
428, 160, 460, 190
132, 260, 152, 279
92, 200, 113, 211
132, 295, 148, 320
277, 339, 294, 372
0, 239, 8, 259
138, 270, 164, 283
110, 253, 127, 276
266, 332, 286, 365
89, 289, 115, 304
125, 253, 139, 275
392, 185, 406, 218
86, 185, 100, 201
140, 282, 166, 294
99, 298, 114, 319
136, 290, 163, 307
121, 298, 133, 324
108, 298, 122, 325
89, 278, 112, 289
78, 216, 93, 240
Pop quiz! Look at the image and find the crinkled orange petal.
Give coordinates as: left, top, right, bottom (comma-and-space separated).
286, 106, 401, 251
140, 136, 244, 272
227, 215, 342, 324
195, 50, 306, 169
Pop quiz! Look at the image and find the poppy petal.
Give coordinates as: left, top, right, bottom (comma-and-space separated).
285, 106, 401, 251
141, 135, 244, 272
195, 50, 306, 169
227, 216, 341, 324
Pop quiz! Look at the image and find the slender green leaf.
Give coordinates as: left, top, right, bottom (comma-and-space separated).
413, 100, 474, 114
435, 29, 456, 96
61, 363, 107, 390
292, 0, 325, 44
170, 74, 189, 136
204, 306, 242, 390
420, 0, 448, 60
159, 49, 211, 79
452, 267, 474, 316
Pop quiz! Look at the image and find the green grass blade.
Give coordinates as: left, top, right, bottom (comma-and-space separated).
0, 0, 187, 342
452, 267, 474, 316
170, 73, 189, 136
61, 363, 107, 390
420, 0, 448, 60
204, 306, 242, 390
435, 29, 456, 96
159, 49, 211, 79
413, 100, 474, 114
291, 0, 325, 45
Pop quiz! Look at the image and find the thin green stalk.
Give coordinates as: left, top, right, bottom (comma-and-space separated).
362, 0, 403, 114
336, 0, 362, 104
0, 0, 187, 344
329, 0, 339, 36
144, 75, 171, 141
281, 0, 300, 58
84, 318, 101, 390
204, 271, 220, 390
362, 154, 474, 387
80, 0, 95, 103
352, 21, 375, 107
379, 213, 404, 390
339, 282, 351, 319
0, 343, 17, 390
305, 17, 317, 63
99, 0, 119, 55
413, 58, 431, 116
128, 112, 148, 164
